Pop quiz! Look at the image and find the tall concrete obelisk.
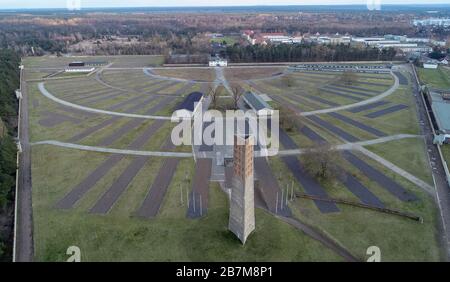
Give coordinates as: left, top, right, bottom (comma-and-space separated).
228, 134, 255, 244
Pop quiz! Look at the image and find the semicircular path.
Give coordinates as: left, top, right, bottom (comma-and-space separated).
95, 70, 136, 93
31, 140, 193, 157
300, 71, 400, 116
38, 82, 172, 120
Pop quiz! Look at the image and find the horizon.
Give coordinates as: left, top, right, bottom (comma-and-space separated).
2, 1, 450, 10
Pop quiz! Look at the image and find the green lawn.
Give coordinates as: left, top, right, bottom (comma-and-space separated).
27, 60, 445, 261
417, 67, 450, 89
364, 137, 434, 185
268, 151, 443, 261
24, 55, 164, 69
210, 36, 237, 46
441, 146, 450, 172
32, 146, 341, 261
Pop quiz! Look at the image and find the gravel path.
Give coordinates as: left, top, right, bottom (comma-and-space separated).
347, 101, 390, 113
342, 151, 418, 201
136, 136, 179, 218
327, 112, 386, 137
187, 159, 212, 218
364, 104, 408, 118
306, 115, 361, 142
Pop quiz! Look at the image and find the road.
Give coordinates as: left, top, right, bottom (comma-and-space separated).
15, 68, 33, 261
410, 64, 450, 260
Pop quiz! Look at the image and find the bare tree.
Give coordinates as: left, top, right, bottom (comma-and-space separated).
301, 143, 345, 181
340, 71, 357, 86
207, 86, 220, 110
231, 84, 244, 110
282, 75, 295, 88
279, 106, 304, 132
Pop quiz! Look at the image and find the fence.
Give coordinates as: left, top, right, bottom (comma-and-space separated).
411, 64, 450, 187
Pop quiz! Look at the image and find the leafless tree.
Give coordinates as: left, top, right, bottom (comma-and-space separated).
301, 143, 345, 181
231, 84, 244, 110
279, 106, 304, 132
282, 75, 295, 88
340, 71, 358, 86
207, 86, 220, 110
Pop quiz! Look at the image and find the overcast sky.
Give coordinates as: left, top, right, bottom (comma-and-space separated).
1, 0, 449, 9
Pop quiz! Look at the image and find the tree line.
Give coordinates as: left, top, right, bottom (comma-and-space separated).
223, 43, 397, 63
0, 49, 20, 261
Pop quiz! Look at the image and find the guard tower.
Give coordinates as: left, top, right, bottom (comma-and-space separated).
228, 134, 255, 244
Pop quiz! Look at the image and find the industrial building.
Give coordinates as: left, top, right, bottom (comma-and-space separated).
413, 18, 450, 27
68, 61, 85, 67
291, 63, 391, 73
64, 67, 95, 73
351, 35, 435, 53
427, 89, 450, 145
209, 57, 228, 67
423, 62, 439, 69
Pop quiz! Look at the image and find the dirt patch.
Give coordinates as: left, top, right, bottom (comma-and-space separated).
153, 68, 215, 82
224, 67, 285, 81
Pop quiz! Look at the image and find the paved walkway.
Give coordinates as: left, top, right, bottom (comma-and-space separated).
143, 68, 197, 83
214, 67, 232, 96
357, 146, 434, 195
31, 140, 193, 157
38, 82, 171, 120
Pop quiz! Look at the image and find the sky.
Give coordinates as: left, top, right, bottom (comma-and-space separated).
1, 0, 449, 9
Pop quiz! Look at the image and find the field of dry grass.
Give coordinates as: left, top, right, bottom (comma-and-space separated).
153, 68, 215, 82
224, 67, 286, 81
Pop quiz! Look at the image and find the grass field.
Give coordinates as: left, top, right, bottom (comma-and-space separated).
32, 146, 341, 261
268, 151, 442, 261
441, 146, 450, 172
153, 68, 215, 82
365, 137, 434, 185
224, 67, 285, 81
24, 55, 164, 69
416, 67, 450, 89
25, 58, 443, 261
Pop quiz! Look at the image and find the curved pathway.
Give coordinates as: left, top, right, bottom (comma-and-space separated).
300, 71, 400, 116
31, 140, 193, 157
38, 82, 172, 120
300, 72, 400, 116
95, 69, 136, 93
